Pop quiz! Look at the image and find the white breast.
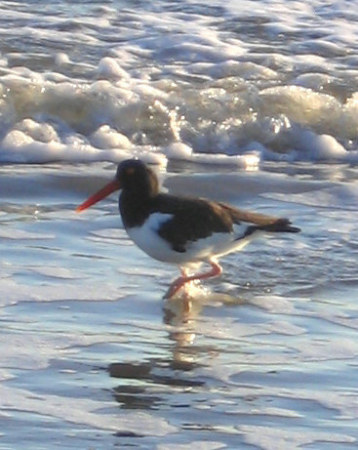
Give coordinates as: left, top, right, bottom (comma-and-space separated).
126, 213, 177, 263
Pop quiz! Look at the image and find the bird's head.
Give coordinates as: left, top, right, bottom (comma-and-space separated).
76, 159, 159, 212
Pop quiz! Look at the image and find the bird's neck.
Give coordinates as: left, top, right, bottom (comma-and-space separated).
119, 189, 156, 228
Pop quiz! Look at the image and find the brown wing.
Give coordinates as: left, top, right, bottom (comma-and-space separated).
153, 195, 234, 252
153, 194, 300, 253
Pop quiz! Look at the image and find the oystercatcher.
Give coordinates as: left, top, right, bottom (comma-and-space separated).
77, 159, 300, 298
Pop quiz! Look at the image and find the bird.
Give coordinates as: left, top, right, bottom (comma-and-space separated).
76, 159, 300, 299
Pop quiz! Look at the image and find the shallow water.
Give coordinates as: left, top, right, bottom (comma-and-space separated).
1, 162, 358, 449
1, 0, 358, 448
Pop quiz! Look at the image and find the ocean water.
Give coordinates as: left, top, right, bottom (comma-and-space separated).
1, 0, 358, 449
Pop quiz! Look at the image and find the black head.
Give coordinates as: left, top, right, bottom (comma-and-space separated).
76, 159, 160, 213
116, 159, 159, 197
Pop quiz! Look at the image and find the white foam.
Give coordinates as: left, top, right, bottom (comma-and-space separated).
264, 183, 358, 210
0, 278, 123, 308
165, 142, 260, 169
0, 332, 73, 370
296, 337, 358, 362
0, 228, 54, 240
297, 130, 347, 160
260, 86, 342, 127
28, 265, 82, 280
157, 442, 226, 450
0, 0, 357, 168
0, 125, 167, 164
0, 50, 357, 165
2, 130, 33, 148
97, 57, 130, 80
16, 118, 59, 143
90, 125, 132, 149
238, 425, 355, 450
54, 52, 70, 66
0, 384, 176, 435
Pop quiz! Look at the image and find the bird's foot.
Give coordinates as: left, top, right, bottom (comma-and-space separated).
164, 279, 203, 301
164, 277, 187, 299
164, 260, 222, 300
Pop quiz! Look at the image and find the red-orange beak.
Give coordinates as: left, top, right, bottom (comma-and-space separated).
76, 179, 121, 212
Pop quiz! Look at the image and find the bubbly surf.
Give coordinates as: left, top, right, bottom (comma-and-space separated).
1, 0, 358, 166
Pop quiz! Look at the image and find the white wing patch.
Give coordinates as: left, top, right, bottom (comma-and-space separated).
146, 212, 173, 231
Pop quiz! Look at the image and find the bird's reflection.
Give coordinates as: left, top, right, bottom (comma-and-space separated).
108, 294, 206, 411
108, 289, 241, 412
162, 289, 242, 366
162, 293, 204, 366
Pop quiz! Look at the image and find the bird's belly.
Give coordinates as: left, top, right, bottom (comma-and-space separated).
126, 225, 190, 264
126, 221, 255, 265
187, 230, 254, 259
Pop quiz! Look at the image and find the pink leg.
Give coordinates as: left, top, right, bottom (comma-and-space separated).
164, 260, 222, 299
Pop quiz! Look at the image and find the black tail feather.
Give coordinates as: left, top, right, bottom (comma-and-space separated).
242, 218, 300, 239
263, 218, 301, 233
